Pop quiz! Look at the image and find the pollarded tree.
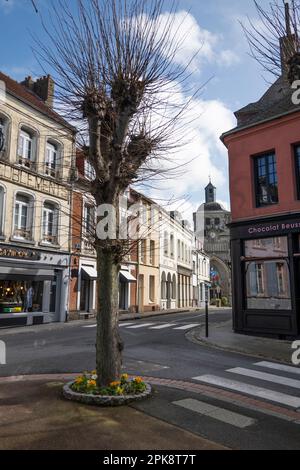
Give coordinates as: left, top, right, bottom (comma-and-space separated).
35, 0, 195, 387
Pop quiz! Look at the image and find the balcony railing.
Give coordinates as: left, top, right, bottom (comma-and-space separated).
18, 156, 36, 171
13, 228, 32, 240
42, 234, 58, 245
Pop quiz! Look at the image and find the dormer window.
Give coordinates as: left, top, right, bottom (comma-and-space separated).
45, 141, 59, 178
18, 127, 36, 170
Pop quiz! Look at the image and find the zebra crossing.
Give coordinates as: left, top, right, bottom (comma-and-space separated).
83, 321, 200, 331
193, 360, 300, 410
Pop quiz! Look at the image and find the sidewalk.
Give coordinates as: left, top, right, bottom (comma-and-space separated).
189, 320, 295, 364
0, 376, 226, 450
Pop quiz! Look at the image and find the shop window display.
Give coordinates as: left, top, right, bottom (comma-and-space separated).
0, 281, 43, 314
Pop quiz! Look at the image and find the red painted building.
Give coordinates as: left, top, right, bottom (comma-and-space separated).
221, 29, 300, 338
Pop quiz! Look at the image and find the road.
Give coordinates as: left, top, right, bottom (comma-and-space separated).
1, 309, 300, 450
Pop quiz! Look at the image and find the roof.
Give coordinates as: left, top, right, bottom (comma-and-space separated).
0, 71, 76, 133
221, 74, 300, 141
197, 202, 229, 213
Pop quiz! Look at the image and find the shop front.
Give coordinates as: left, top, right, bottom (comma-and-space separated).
0, 245, 69, 328
231, 215, 300, 338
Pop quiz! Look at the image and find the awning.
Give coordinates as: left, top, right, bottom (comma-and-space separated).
119, 270, 136, 283
0, 268, 55, 281
81, 266, 98, 280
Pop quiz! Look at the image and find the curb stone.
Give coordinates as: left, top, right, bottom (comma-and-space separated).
62, 381, 153, 407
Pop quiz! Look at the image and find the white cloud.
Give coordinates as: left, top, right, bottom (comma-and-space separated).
141, 80, 235, 217
156, 11, 240, 73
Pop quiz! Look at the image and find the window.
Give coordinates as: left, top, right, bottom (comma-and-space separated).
177, 240, 181, 260
215, 218, 220, 226
161, 272, 166, 299
14, 194, 33, 240
149, 275, 155, 302
164, 231, 169, 256
84, 204, 95, 236
149, 240, 155, 265
254, 152, 278, 207
84, 159, 96, 181
244, 237, 291, 310
42, 202, 58, 244
140, 239, 146, 263
18, 128, 36, 169
205, 218, 210, 226
170, 234, 174, 258
45, 141, 59, 177
0, 116, 8, 158
172, 275, 176, 299
0, 187, 4, 235
294, 145, 300, 199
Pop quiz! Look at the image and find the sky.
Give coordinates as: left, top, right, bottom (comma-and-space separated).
0, 0, 276, 221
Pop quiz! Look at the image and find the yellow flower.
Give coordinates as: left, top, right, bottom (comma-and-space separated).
87, 379, 96, 387
75, 376, 84, 384
110, 381, 121, 388
91, 370, 97, 375
121, 373, 128, 381
134, 377, 143, 384
116, 386, 124, 395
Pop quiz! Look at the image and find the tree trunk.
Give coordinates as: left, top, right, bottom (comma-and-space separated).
96, 246, 123, 387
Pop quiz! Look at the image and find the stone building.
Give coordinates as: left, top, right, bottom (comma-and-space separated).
193, 181, 231, 304
0, 72, 76, 327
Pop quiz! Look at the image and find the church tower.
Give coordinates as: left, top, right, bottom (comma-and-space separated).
205, 180, 216, 204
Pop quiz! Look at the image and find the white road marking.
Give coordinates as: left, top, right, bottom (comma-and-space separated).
119, 323, 135, 327
173, 324, 200, 330
255, 361, 300, 376
82, 324, 96, 328
227, 367, 300, 390
149, 323, 176, 330
192, 374, 300, 409
126, 323, 155, 329
173, 398, 256, 428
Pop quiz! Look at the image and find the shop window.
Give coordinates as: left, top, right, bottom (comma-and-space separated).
244, 237, 291, 310
13, 193, 34, 240
161, 272, 166, 299
45, 141, 61, 178
254, 152, 278, 207
149, 275, 155, 302
0, 280, 43, 313
172, 274, 176, 299
18, 127, 37, 170
42, 202, 58, 244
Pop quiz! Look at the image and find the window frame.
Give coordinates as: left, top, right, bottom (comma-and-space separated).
253, 151, 279, 208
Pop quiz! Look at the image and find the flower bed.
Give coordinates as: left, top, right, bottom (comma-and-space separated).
62, 371, 152, 406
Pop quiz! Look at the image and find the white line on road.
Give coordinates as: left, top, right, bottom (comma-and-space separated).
173, 398, 256, 428
227, 367, 300, 390
119, 323, 135, 327
149, 323, 176, 330
192, 374, 300, 409
173, 324, 200, 330
82, 324, 96, 328
255, 361, 300, 376
126, 323, 155, 329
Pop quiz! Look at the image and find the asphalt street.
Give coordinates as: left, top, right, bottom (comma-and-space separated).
1, 309, 300, 449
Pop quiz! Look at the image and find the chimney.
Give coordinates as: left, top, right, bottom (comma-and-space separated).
280, 2, 297, 77
34, 75, 55, 108
21, 74, 55, 108
21, 76, 35, 91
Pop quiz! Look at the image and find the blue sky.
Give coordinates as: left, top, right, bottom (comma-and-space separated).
0, 0, 275, 218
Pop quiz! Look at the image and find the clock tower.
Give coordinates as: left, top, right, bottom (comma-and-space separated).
193, 180, 232, 304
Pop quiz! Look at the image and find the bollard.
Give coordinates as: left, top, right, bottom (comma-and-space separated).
205, 300, 209, 338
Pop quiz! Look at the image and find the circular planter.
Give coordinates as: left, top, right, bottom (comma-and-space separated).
62, 381, 152, 407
